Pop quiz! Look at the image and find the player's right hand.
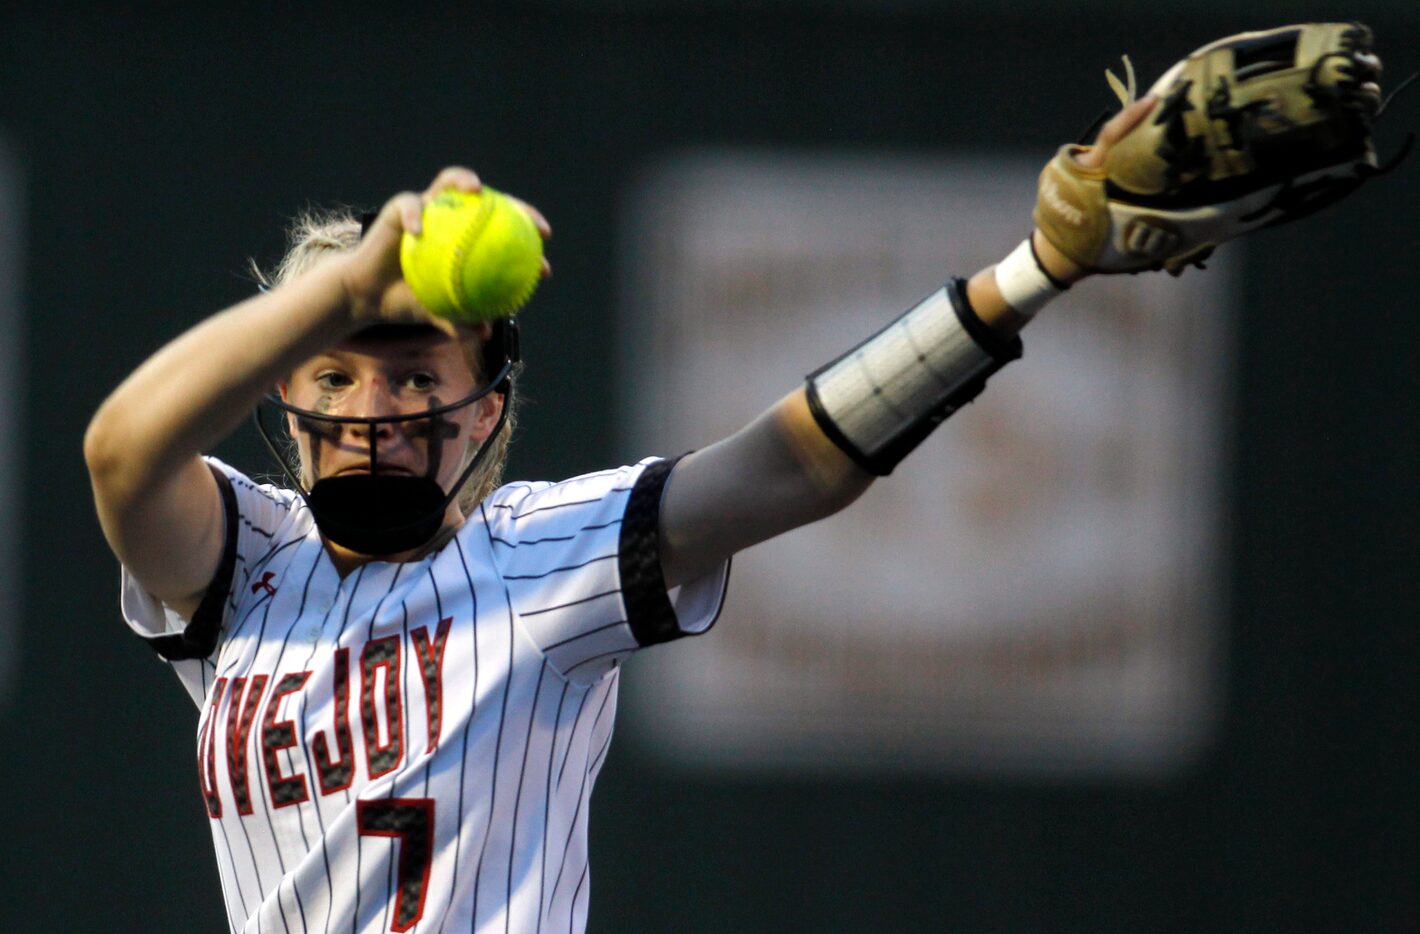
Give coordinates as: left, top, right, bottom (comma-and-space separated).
338, 167, 552, 334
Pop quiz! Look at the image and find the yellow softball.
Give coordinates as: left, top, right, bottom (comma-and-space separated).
399, 188, 543, 323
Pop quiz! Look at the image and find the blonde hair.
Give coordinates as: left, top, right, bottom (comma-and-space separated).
254, 207, 518, 513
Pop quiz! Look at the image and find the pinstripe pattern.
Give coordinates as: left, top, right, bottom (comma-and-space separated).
120, 456, 728, 933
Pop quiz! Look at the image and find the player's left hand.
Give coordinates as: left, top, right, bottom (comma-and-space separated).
1033, 22, 1399, 277
1031, 96, 1158, 283
1071, 95, 1159, 173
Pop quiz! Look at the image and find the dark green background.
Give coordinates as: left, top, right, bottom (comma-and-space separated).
2, 4, 1416, 931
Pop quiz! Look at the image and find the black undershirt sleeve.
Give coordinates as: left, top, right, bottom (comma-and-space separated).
619, 455, 689, 648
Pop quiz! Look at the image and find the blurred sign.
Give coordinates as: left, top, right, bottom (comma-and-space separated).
618, 152, 1232, 777
0, 136, 19, 707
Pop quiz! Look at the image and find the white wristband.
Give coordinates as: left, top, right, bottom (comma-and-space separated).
993, 238, 1065, 318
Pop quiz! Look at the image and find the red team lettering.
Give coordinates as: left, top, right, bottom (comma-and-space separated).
312, 647, 355, 795
226, 674, 269, 816
261, 671, 312, 807
198, 678, 228, 818
201, 627, 450, 817
361, 636, 405, 779
410, 617, 452, 750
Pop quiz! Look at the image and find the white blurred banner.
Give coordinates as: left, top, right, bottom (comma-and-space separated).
617, 153, 1233, 777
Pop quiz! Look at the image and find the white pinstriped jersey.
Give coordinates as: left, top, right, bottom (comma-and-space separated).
121, 455, 729, 934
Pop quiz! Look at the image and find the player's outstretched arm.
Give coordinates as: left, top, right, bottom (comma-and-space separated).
657, 100, 1155, 589
660, 14, 1395, 587
84, 169, 491, 616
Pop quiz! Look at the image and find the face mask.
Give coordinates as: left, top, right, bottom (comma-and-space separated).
252, 318, 519, 555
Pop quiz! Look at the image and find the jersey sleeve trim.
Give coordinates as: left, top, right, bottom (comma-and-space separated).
620, 454, 729, 647
146, 463, 240, 661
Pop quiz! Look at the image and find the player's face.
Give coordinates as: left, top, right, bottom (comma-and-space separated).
282, 328, 500, 493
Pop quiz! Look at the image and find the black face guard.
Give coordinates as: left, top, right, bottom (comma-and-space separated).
252, 317, 520, 556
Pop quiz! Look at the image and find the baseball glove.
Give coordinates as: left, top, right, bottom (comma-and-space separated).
1035, 22, 1405, 275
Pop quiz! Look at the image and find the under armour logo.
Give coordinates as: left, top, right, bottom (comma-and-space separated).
252, 572, 278, 597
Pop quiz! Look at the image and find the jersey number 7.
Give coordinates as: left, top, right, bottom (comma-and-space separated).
357, 798, 435, 932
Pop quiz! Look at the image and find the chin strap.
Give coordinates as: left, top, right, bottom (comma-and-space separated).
252, 380, 514, 555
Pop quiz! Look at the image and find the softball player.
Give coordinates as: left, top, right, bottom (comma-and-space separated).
86, 83, 1330, 931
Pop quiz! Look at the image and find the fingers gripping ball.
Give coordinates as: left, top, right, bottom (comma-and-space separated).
400, 189, 544, 322
1036, 22, 1397, 275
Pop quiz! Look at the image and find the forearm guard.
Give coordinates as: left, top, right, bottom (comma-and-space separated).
805, 278, 1022, 475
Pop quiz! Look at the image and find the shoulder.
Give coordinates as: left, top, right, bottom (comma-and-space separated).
202, 455, 301, 512
473, 459, 676, 568
480, 459, 666, 522
200, 455, 315, 578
